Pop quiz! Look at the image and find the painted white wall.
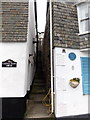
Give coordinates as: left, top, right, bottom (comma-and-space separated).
0, 43, 27, 97
26, 1, 36, 91
54, 47, 89, 117
0, 1, 36, 97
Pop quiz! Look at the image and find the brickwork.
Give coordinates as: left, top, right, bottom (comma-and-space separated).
1, 2, 28, 42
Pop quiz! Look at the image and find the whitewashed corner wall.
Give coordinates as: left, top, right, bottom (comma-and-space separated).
54, 47, 89, 117
26, 1, 36, 91
0, 1, 36, 97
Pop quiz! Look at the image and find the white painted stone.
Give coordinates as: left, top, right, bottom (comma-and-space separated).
54, 47, 88, 117
0, 1, 36, 97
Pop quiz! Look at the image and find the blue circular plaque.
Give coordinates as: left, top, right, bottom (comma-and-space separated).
69, 52, 76, 61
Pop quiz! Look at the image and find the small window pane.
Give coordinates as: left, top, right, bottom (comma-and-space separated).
77, 3, 90, 33
80, 20, 89, 33
79, 4, 88, 20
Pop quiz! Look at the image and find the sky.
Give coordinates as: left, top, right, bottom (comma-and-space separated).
36, 0, 47, 32
36, 0, 79, 33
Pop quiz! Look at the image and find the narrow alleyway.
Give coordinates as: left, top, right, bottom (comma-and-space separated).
25, 51, 54, 119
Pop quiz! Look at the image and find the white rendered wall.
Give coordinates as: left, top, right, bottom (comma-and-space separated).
0, 1, 36, 97
0, 43, 27, 97
54, 47, 89, 118
26, 1, 36, 91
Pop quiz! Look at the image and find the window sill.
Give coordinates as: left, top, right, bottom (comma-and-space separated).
80, 48, 90, 52
78, 31, 90, 36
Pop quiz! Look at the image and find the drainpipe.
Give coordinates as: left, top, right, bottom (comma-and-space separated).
50, 0, 54, 113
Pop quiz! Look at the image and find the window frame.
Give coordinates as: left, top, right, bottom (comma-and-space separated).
77, 2, 90, 35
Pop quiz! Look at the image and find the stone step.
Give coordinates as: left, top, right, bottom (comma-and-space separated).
25, 53, 54, 118
25, 118, 55, 120
33, 84, 45, 88
34, 81, 45, 84
33, 83, 45, 86
34, 74, 43, 78
34, 78, 44, 81
32, 85, 45, 90
29, 94, 49, 103
33, 80, 43, 84
37, 64, 42, 66
34, 80, 45, 84
31, 90, 46, 94
36, 75, 43, 77
32, 87, 45, 91
32, 100, 49, 104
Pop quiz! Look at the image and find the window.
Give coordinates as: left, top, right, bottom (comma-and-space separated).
77, 2, 90, 34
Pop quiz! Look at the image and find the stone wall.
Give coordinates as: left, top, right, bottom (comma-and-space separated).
42, 1, 90, 91
0, 3, 2, 42
42, 6, 51, 91
52, 2, 80, 48
79, 34, 90, 49
1, 2, 28, 42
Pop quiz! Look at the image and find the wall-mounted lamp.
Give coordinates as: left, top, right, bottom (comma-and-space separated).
62, 49, 66, 53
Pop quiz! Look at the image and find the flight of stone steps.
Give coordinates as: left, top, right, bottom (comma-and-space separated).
25, 50, 55, 119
